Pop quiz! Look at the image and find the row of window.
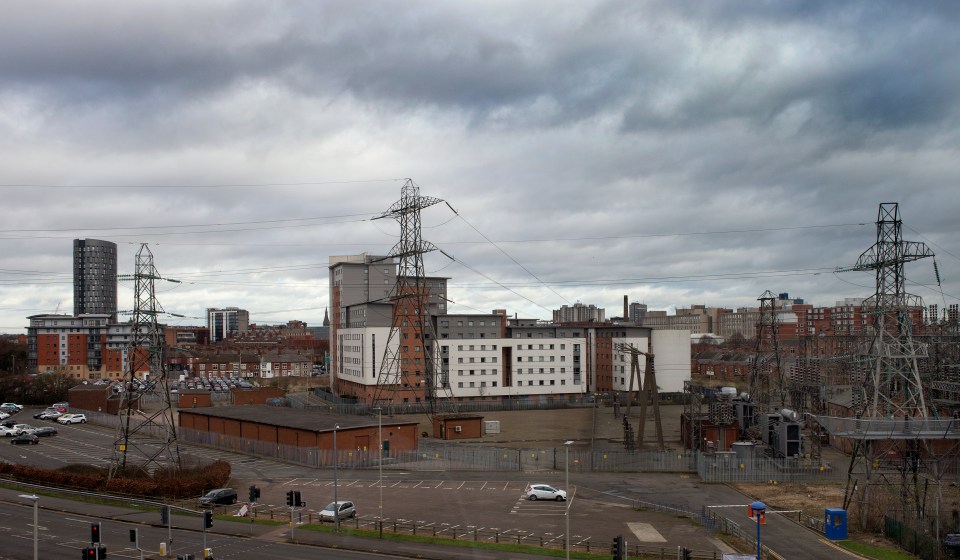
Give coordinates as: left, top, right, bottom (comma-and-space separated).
457, 357, 497, 363
517, 355, 563, 362
441, 320, 498, 327
457, 379, 567, 389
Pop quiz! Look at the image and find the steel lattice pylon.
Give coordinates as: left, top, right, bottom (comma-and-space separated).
749, 290, 786, 420
839, 203, 935, 527
109, 244, 180, 478
853, 203, 933, 420
371, 179, 454, 414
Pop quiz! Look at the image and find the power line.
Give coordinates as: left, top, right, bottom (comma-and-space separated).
0, 178, 404, 188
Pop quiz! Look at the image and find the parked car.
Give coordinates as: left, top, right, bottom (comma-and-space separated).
0, 426, 22, 437
0, 403, 23, 412
10, 433, 39, 445
526, 484, 567, 501
52, 402, 69, 413
0, 419, 16, 428
59, 413, 86, 424
319, 500, 356, 521
12, 424, 35, 434
0, 411, 8, 420
38, 410, 63, 420
32, 427, 57, 437
197, 488, 238, 507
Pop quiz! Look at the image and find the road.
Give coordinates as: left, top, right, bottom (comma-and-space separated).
0, 411, 854, 559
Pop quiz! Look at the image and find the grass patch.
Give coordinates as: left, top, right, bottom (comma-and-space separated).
837, 540, 916, 560
213, 513, 285, 527
296, 523, 662, 559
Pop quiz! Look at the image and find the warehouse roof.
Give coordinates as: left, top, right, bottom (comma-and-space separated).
178, 404, 418, 433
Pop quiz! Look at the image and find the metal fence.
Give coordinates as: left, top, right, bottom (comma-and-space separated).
82, 410, 840, 481
696, 452, 846, 483
175, 428, 702, 473
884, 514, 940, 560
243, 510, 727, 559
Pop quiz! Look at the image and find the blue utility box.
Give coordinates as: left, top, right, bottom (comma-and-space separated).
824, 507, 847, 540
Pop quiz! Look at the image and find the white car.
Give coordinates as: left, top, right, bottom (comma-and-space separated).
61, 413, 87, 424
526, 484, 567, 501
319, 501, 356, 521
0, 426, 22, 437
0, 403, 23, 412
0, 411, 9, 421
12, 424, 35, 434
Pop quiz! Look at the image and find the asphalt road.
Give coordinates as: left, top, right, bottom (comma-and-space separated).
0, 410, 856, 559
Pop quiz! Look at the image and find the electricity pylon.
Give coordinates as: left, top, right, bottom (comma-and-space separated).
109, 244, 181, 478
837, 203, 936, 528
371, 179, 455, 415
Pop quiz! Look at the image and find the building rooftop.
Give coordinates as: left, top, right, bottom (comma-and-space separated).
178, 404, 418, 433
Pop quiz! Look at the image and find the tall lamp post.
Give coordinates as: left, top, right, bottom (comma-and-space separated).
19, 494, 38, 560
751, 500, 766, 560
333, 424, 340, 532
564, 440, 574, 560
373, 407, 383, 535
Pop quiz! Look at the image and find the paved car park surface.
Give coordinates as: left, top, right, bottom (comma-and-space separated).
0, 409, 853, 558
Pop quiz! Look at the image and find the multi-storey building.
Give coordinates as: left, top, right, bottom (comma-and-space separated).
73, 239, 118, 319
628, 302, 647, 325
207, 307, 249, 343
26, 313, 142, 380
553, 302, 605, 324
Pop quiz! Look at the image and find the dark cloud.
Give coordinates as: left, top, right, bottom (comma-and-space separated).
0, 1, 958, 332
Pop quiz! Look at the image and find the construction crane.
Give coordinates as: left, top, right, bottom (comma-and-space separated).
616, 342, 665, 451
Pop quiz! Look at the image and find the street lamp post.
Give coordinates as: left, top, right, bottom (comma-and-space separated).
333, 424, 340, 532
373, 407, 383, 536
564, 440, 574, 560
751, 500, 766, 560
19, 494, 38, 560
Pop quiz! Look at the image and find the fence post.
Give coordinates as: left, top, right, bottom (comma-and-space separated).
474, 528, 478, 541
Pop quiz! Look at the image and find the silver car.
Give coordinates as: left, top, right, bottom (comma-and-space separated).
319, 500, 355, 521
526, 484, 567, 501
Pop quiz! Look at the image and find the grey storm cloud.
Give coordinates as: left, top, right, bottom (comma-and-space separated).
0, 0, 958, 333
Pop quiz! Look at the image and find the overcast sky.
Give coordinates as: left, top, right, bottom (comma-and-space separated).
1, 1, 958, 335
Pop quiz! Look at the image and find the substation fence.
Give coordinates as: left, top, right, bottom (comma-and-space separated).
884, 515, 940, 560
82, 412, 840, 481
176, 428, 702, 473
696, 452, 846, 483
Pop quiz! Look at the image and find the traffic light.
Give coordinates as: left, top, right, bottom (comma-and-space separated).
129, 528, 138, 545
161, 505, 170, 525
202, 510, 213, 529
286, 490, 294, 506
612, 534, 624, 560
91, 522, 101, 543
294, 491, 304, 507
682, 547, 692, 560
82, 545, 106, 559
